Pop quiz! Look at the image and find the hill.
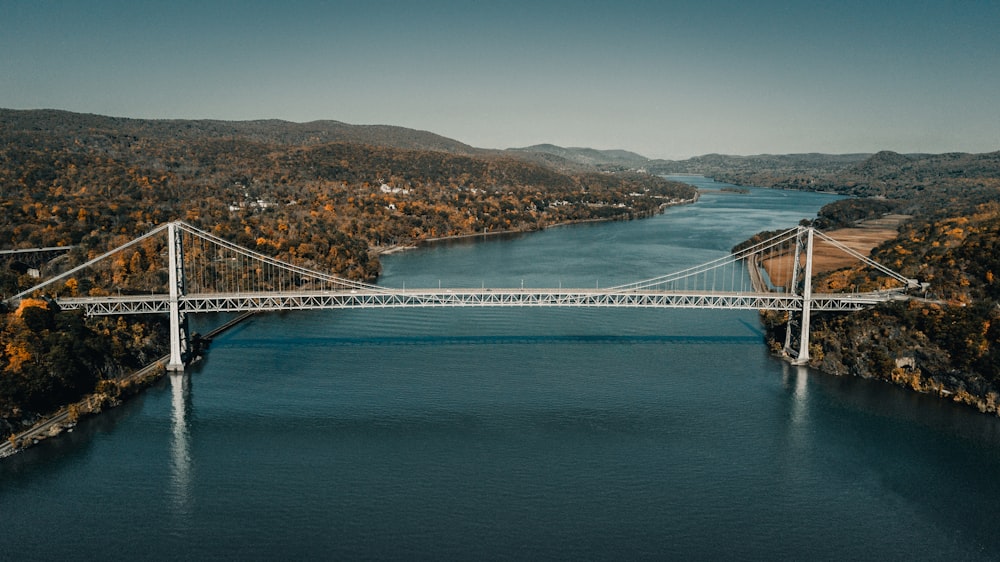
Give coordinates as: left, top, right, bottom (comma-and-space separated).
0, 109, 482, 155
701, 150, 1000, 206
0, 109, 696, 272
508, 144, 650, 170
646, 152, 871, 179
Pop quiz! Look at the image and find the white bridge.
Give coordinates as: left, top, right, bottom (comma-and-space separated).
5, 221, 921, 371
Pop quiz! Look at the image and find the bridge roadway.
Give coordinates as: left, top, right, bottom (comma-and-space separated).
0, 246, 75, 256
53, 287, 902, 316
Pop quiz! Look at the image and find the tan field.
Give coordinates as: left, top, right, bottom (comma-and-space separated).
763, 215, 909, 289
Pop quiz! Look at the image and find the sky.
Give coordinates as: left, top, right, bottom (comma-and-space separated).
2, 0, 998, 159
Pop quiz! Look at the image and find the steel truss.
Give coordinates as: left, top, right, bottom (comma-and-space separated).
11, 221, 919, 371
55, 288, 898, 316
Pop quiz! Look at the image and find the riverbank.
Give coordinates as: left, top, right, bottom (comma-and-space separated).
4, 195, 702, 458
371, 195, 700, 255
754, 214, 1000, 418
371, 227, 548, 255
1, 357, 168, 458
0, 312, 255, 459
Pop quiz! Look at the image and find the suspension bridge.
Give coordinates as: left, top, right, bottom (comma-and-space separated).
4, 221, 922, 371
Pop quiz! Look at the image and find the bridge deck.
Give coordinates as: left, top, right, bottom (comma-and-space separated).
54, 287, 900, 315
0, 246, 74, 255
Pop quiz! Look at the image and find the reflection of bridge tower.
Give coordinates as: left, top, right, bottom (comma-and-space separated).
169, 372, 193, 516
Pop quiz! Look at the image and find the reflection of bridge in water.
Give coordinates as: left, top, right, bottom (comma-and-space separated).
6, 221, 922, 370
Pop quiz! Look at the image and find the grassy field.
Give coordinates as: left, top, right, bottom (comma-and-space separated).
763, 215, 910, 289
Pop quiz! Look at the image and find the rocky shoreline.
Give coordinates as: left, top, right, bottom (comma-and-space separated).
1, 312, 255, 459
1, 358, 167, 458
764, 308, 1000, 419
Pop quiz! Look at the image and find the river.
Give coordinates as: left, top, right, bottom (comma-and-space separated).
3, 177, 1000, 560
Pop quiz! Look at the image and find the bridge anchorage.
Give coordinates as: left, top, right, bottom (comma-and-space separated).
4, 221, 922, 370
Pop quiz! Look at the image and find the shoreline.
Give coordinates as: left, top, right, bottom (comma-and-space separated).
371, 196, 699, 255
4, 196, 704, 458
1, 312, 255, 459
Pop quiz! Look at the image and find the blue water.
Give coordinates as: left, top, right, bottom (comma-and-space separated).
3, 178, 1000, 560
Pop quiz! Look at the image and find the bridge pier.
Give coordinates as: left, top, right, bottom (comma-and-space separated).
166, 223, 189, 371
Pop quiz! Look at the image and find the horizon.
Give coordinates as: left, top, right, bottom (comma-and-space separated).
2, 1, 998, 159
5, 107, 988, 161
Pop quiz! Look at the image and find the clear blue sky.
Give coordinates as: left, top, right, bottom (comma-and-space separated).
2, 0, 998, 159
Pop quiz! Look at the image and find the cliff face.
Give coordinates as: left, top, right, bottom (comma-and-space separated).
764, 306, 1000, 415
799, 302, 1000, 415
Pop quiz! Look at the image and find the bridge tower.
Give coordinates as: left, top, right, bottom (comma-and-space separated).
779, 226, 817, 365
166, 222, 190, 371
793, 226, 815, 365
778, 226, 814, 364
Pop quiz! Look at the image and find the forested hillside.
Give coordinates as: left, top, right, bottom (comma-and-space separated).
0, 109, 482, 154
507, 144, 650, 171
646, 152, 871, 179
751, 151, 1000, 414
0, 109, 696, 435
0, 110, 694, 287
715, 150, 1000, 205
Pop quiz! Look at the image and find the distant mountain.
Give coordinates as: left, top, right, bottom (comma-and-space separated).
646, 152, 872, 177
508, 144, 649, 169
0, 109, 480, 155
851, 150, 913, 177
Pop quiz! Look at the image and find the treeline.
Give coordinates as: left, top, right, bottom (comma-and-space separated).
0, 110, 696, 433
714, 150, 1000, 205
803, 205, 1000, 413
646, 152, 869, 179
745, 151, 1000, 414
0, 298, 166, 438
812, 198, 904, 229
